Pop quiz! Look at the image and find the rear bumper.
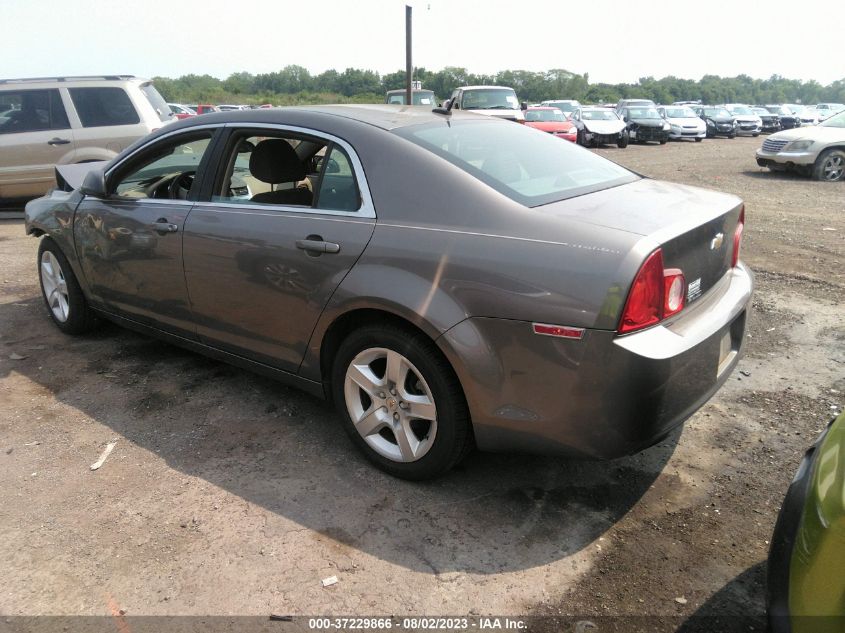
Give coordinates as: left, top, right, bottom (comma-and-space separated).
441, 263, 753, 458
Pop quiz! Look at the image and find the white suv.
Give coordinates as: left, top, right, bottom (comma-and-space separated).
0, 75, 174, 201
445, 86, 525, 122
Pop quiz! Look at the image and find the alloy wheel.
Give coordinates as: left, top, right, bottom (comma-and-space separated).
40, 251, 69, 322
822, 154, 844, 181
343, 347, 437, 463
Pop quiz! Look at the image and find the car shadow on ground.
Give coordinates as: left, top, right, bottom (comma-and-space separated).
675, 562, 766, 632
0, 296, 680, 575
740, 169, 811, 182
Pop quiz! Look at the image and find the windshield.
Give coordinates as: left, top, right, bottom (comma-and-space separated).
628, 108, 661, 119
462, 89, 519, 110
525, 109, 566, 122
582, 109, 619, 121
395, 119, 638, 207
821, 110, 845, 128
703, 108, 731, 118
752, 108, 770, 116
728, 106, 753, 115
664, 107, 697, 118
545, 101, 578, 113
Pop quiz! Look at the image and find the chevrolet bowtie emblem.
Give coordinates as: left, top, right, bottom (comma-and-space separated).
710, 232, 725, 250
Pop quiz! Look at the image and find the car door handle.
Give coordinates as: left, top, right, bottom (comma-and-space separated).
296, 238, 340, 254
47, 137, 71, 145
152, 219, 179, 234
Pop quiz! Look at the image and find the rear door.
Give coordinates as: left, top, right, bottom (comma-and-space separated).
182, 125, 376, 373
65, 86, 151, 159
73, 128, 220, 337
0, 88, 75, 199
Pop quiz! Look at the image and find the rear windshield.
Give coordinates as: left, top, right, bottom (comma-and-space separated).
395, 119, 638, 207
140, 82, 174, 123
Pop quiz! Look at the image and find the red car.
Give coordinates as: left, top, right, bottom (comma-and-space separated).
167, 103, 197, 120
524, 106, 577, 142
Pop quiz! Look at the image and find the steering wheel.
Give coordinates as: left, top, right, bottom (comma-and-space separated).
168, 171, 195, 200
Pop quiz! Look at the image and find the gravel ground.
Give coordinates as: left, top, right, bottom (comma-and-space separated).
0, 135, 843, 630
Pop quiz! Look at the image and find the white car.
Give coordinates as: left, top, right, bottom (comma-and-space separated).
723, 104, 762, 136
570, 107, 629, 147
815, 103, 845, 121
755, 109, 845, 181
445, 86, 525, 123
657, 105, 707, 141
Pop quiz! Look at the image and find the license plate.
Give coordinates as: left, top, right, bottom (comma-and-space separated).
717, 331, 735, 377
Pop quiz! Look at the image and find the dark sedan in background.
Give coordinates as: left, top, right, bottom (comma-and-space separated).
694, 106, 738, 138
25, 106, 752, 479
753, 107, 781, 133
619, 106, 671, 144
760, 105, 802, 130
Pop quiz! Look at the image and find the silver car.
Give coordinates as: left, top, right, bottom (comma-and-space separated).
25, 106, 753, 479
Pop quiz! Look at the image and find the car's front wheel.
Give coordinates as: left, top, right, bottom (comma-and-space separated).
617, 132, 629, 148
37, 238, 99, 335
812, 148, 845, 182
332, 324, 472, 480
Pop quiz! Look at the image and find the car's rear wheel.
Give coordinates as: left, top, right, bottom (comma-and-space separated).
37, 238, 99, 334
332, 324, 471, 480
812, 149, 845, 182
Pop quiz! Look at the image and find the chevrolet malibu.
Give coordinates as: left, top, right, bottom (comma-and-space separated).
25, 106, 753, 479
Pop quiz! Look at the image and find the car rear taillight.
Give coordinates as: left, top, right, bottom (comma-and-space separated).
618, 248, 687, 334
663, 269, 685, 317
732, 204, 745, 267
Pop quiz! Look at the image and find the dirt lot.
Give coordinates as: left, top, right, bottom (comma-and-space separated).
0, 135, 843, 630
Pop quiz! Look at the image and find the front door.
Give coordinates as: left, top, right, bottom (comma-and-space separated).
73, 130, 216, 338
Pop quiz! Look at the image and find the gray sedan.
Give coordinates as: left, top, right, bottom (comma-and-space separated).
25, 106, 753, 479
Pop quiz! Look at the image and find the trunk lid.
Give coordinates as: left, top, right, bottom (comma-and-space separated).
539, 178, 743, 309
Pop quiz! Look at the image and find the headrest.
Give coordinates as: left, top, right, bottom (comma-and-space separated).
249, 139, 306, 184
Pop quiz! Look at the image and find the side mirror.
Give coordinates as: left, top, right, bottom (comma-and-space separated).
623, 116, 628, 122
79, 168, 108, 198
520, 101, 528, 111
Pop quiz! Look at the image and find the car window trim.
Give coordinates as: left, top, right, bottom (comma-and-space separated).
104, 125, 222, 202
189, 122, 376, 220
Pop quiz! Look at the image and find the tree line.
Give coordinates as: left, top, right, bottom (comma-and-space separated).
152, 65, 845, 107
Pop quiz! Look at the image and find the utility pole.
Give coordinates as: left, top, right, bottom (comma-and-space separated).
405, 5, 412, 106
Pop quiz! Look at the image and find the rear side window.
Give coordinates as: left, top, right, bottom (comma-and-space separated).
0, 89, 69, 134
69, 87, 140, 127
139, 82, 173, 123
316, 147, 360, 211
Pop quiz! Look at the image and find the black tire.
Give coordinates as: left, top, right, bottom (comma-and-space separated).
729, 133, 737, 139
577, 129, 587, 147
331, 324, 472, 480
617, 132, 629, 148
695, 137, 703, 142
812, 148, 845, 182
37, 237, 99, 335
659, 138, 667, 145
752, 132, 760, 137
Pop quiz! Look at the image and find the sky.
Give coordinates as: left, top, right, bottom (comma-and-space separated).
2, 0, 843, 86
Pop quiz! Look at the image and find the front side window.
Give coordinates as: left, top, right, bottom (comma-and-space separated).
396, 119, 638, 207
69, 87, 140, 127
212, 131, 361, 212
0, 89, 69, 134
112, 132, 213, 199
